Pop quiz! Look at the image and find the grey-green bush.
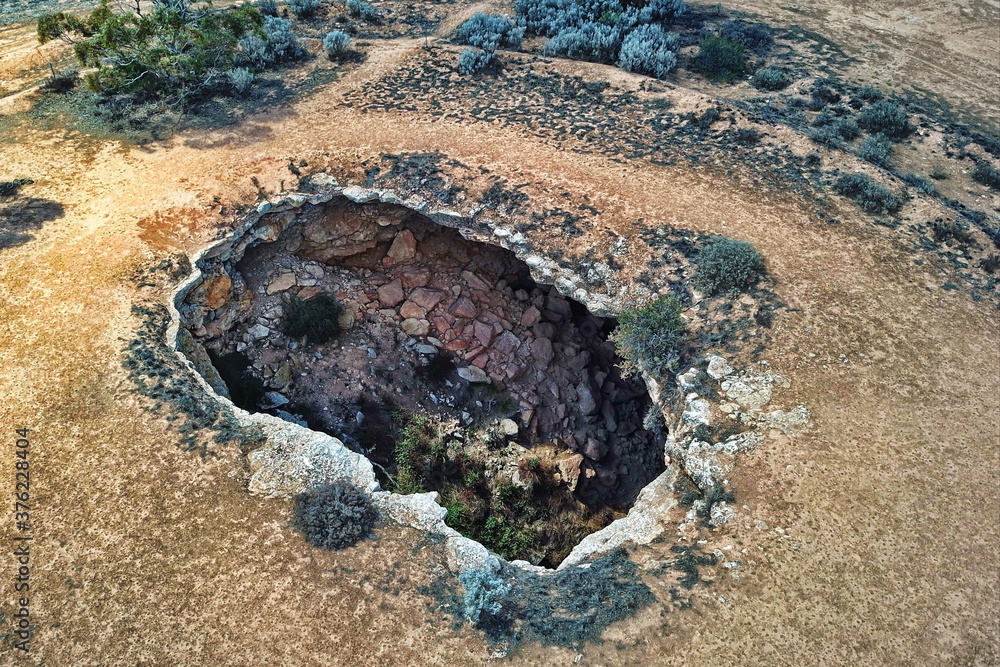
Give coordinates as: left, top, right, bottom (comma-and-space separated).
257, 0, 279, 16
227, 67, 254, 95
617, 24, 679, 79
324, 30, 350, 59
240, 16, 305, 67
857, 101, 911, 139
454, 13, 524, 51
861, 133, 893, 167
290, 0, 319, 17
695, 236, 766, 296
347, 0, 381, 21
610, 295, 686, 379
833, 174, 904, 215
457, 48, 497, 74
292, 481, 378, 550
972, 161, 1000, 190
750, 66, 789, 91
460, 568, 511, 625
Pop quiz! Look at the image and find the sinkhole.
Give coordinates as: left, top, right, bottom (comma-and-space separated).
181, 196, 666, 567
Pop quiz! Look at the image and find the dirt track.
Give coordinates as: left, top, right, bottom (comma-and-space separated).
0, 5, 998, 665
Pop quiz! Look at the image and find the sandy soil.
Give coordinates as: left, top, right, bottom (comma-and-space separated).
0, 4, 997, 666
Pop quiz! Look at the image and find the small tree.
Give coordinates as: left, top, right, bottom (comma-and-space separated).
37, 0, 264, 103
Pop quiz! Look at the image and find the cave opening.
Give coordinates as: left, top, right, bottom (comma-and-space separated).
185, 199, 666, 567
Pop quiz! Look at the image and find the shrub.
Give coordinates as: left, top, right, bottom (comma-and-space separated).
543, 21, 623, 63
834, 117, 860, 141
808, 126, 841, 148
291, 481, 377, 550
690, 36, 746, 82
750, 66, 789, 91
903, 172, 938, 196
281, 292, 343, 343
648, 0, 686, 21
37, 0, 263, 102
257, 0, 279, 16
832, 173, 869, 198
696, 236, 766, 296
856, 85, 882, 102
454, 13, 524, 51
456, 48, 497, 74
861, 132, 893, 167
617, 24, 678, 78
41, 69, 79, 93
459, 568, 511, 625
227, 67, 254, 95
323, 30, 350, 58
610, 295, 686, 379
971, 161, 1000, 190
347, 0, 381, 22
833, 174, 904, 215
856, 101, 912, 139
240, 16, 306, 67
290, 0, 319, 17
929, 166, 949, 180
734, 127, 760, 145
720, 19, 772, 51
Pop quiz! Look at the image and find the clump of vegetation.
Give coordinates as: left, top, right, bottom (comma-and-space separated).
733, 127, 760, 145
516, 0, 684, 73
323, 30, 351, 59
281, 292, 343, 344
289, 0, 319, 18
227, 67, 254, 96
457, 48, 497, 75
861, 132, 894, 167
610, 295, 686, 379
240, 15, 306, 68
291, 481, 378, 550
542, 21, 622, 63
719, 18, 772, 51
347, 0, 382, 22
41, 68, 78, 93
690, 36, 747, 82
695, 235, 766, 296
903, 172, 938, 196
460, 567, 511, 626
454, 12, 524, 50
856, 101, 912, 139
256, 0, 279, 16
856, 85, 883, 102
389, 411, 613, 565
37, 0, 264, 103
929, 166, 949, 181
617, 24, 679, 79
971, 161, 1000, 190
833, 173, 904, 215
750, 66, 789, 91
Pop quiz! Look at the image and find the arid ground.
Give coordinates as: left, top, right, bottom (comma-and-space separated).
0, 0, 998, 664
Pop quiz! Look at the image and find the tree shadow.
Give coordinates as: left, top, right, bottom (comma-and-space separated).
0, 196, 65, 251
